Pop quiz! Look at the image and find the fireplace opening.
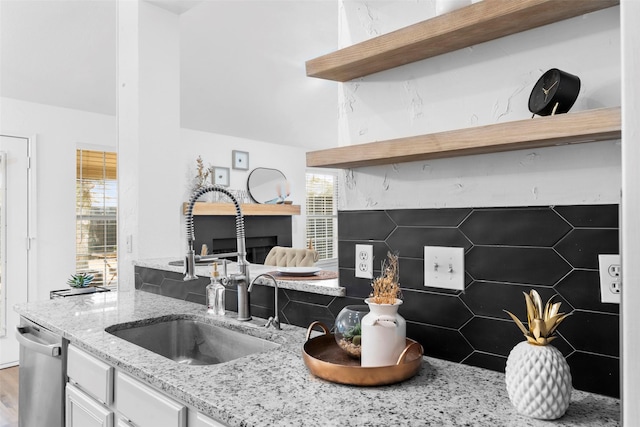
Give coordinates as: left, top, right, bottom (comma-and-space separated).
193, 215, 293, 265
209, 236, 278, 264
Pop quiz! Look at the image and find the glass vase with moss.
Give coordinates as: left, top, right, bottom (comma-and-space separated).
334, 305, 369, 358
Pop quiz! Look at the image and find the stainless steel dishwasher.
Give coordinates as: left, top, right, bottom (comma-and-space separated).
15, 316, 66, 427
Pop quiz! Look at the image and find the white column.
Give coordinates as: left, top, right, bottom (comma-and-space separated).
621, 0, 640, 421
117, 0, 141, 291
118, 1, 181, 291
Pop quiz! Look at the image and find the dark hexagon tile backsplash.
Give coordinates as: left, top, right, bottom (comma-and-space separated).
338, 204, 620, 398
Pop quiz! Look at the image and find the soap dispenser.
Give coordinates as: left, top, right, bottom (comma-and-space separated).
206, 262, 225, 316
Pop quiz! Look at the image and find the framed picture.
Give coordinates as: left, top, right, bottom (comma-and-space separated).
211, 166, 230, 187
232, 150, 249, 170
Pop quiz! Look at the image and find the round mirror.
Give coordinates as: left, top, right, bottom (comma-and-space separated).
247, 168, 289, 204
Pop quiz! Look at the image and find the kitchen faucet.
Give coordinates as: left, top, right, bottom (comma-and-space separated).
183, 185, 252, 321
248, 273, 281, 330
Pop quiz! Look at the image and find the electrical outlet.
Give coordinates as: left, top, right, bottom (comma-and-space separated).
355, 244, 373, 279
424, 246, 465, 291
599, 254, 621, 304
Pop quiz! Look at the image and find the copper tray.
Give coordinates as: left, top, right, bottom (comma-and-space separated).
302, 321, 424, 386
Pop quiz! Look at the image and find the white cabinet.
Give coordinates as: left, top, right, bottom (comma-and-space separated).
115, 371, 187, 427
67, 345, 225, 427
116, 418, 134, 427
66, 383, 114, 427
188, 410, 229, 427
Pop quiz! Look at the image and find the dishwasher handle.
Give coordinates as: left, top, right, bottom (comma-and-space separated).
15, 326, 62, 357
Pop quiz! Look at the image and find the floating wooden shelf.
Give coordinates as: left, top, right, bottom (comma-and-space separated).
184, 203, 301, 216
306, 107, 621, 169
306, 0, 619, 82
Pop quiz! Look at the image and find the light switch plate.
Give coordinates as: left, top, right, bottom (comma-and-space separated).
424, 246, 465, 291
598, 254, 621, 304
355, 244, 373, 279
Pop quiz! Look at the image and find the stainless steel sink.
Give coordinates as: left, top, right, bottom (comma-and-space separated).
106, 318, 279, 365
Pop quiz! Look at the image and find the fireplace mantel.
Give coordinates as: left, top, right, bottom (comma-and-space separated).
183, 202, 301, 216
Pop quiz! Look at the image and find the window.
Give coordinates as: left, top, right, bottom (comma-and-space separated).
305, 172, 338, 260
76, 149, 117, 287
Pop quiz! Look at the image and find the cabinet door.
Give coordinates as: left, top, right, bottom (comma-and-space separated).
188, 411, 229, 427
66, 383, 114, 427
116, 418, 134, 427
115, 371, 186, 427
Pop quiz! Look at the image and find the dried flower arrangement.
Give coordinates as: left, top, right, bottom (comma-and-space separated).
369, 252, 402, 304
193, 155, 210, 191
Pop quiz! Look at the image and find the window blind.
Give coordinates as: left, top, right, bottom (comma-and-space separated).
305, 172, 338, 260
76, 149, 117, 287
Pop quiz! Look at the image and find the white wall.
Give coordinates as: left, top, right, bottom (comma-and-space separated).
338, 3, 621, 210
0, 97, 116, 299
179, 0, 338, 151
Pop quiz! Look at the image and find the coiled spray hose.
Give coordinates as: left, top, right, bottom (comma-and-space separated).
185, 186, 245, 248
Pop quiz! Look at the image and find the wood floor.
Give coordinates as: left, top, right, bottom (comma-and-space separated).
0, 367, 19, 427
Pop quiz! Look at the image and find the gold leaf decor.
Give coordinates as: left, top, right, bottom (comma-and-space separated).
504, 290, 571, 346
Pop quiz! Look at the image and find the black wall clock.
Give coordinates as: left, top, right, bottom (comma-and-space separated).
528, 68, 581, 116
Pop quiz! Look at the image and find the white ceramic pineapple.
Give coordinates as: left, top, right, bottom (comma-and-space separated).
504, 290, 572, 420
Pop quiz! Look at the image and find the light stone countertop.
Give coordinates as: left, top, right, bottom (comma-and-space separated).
15, 291, 620, 427
134, 258, 345, 297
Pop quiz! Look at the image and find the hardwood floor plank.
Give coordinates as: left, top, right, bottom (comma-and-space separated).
0, 367, 19, 427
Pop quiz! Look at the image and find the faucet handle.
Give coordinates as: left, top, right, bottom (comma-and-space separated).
221, 259, 228, 277
265, 316, 281, 330
228, 273, 248, 286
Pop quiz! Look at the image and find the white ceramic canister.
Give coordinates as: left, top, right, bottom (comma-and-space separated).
360, 298, 407, 367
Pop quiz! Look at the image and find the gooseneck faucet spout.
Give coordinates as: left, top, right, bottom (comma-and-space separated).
248, 274, 281, 330
184, 185, 251, 321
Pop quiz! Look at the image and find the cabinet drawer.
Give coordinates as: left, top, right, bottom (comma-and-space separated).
67, 345, 114, 405
115, 372, 186, 427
